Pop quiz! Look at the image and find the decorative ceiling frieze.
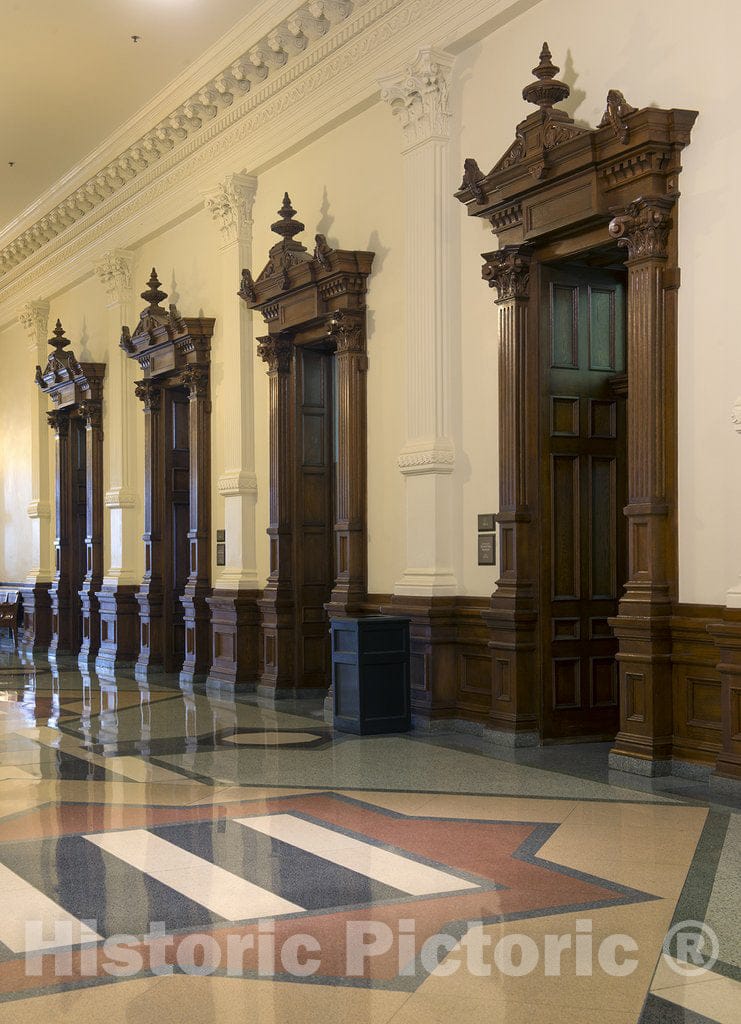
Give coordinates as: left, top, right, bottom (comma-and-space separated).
0, 0, 362, 282
0, 0, 535, 321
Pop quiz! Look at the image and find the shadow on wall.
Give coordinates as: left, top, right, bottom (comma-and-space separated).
78, 316, 92, 361
560, 49, 588, 125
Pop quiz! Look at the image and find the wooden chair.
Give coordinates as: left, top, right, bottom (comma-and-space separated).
0, 590, 21, 645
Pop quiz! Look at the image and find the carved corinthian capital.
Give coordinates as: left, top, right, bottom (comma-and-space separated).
482, 246, 534, 302
608, 195, 675, 261
379, 47, 455, 149
257, 334, 292, 374
94, 249, 135, 304
204, 172, 258, 246
18, 300, 50, 351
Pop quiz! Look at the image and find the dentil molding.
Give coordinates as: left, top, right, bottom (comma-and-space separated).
0, 0, 363, 283
203, 173, 258, 246
0, 0, 530, 322
379, 46, 454, 149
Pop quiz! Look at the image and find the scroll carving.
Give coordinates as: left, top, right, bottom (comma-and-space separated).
482, 247, 533, 301
134, 379, 162, 412
327, 309, 365, 356
256, 334, 292, 373
459, 158, 487, 204
79, 399, 103, 430
608, 196, 674, 260
599, 89, 637, 144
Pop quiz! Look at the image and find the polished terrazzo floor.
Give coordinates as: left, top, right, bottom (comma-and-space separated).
0, 644, 738, 1023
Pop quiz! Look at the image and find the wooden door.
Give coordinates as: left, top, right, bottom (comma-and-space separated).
70, 416, 87, 653
294, 347, 335, 689
540, 264, 627, 740
164, 389, 190, 672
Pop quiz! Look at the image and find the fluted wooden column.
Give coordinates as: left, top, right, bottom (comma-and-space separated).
180, 366, 212, 685
93, 250, 140, 675
257, 334, 295, 694
78, 400, 104, 664
134, 381, 164, 678
608, 196, 676, 771
326, 310, 368, 615
47, 409, 72, 658
480, 245, 539, 744
18, 301, 53, 648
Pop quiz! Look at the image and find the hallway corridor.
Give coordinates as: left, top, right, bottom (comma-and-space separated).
0, 644, 737, 1023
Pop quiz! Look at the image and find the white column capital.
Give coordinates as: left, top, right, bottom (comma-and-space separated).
731, 396, 741, 433
203, 172, 258, 247
379, 47, 455, 150
217, 471, 258, 497
18, 300, 50, 350
27, 500, 51, 519
94, 249, 136, 305
398, 439, 456, 476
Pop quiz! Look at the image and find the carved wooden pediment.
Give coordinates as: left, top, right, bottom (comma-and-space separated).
455, 42, 697, 245
239, 193, 374, 336
120, 268, 215, 380
35, 319, 104, 410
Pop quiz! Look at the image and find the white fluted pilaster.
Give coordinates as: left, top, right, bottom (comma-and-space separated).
18, 300, 52, 583
380, 48, 458, 596
93, 249, 140, 586
204, 173, 259, 588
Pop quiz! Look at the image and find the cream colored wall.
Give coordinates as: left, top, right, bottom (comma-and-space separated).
0, 321, 33, 581
1, 0, 738, 608
454, 0, 741, 605
251, 99, 406, 594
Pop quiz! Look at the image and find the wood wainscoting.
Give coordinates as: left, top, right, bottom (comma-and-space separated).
671, 605, 724, 765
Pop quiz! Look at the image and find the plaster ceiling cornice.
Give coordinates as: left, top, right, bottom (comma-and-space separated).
0, 0, 538, 325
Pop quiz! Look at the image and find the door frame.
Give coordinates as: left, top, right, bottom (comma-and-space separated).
537, 259, 629, 741
240, 194, 374, 697
122, 270, 214, 684
35, 319, 105, 661
455, 45, 697, 753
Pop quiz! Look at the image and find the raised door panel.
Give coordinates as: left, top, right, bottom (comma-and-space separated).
542, 264, 627, 740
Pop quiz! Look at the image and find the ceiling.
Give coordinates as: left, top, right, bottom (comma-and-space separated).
0, 0, 260, 231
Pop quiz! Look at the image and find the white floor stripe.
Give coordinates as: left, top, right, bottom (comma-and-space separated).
0, 863, 102, 953
84, 829, 304, 920
235, 814, 479, 896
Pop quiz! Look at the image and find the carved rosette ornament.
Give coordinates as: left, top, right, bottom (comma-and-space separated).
608, 196, 674, 261
256, 334, 292, 374
482, 246, 533, 301
379, 48, 455, 149
134, 380, 162, 412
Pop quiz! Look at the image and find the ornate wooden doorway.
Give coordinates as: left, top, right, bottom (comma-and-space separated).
456, 44, 696, 752
539, 262, 627, 740
122, 271, 214, 684
35, 320, 104, 662
240, 195, 373, 697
